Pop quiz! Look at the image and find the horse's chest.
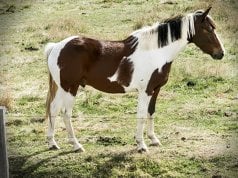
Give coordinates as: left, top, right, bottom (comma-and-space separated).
145, 62, 172, 95
126, 61, 171, 95
125, 60, 172, 94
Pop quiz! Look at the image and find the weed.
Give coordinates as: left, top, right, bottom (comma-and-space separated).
0, 92, 13, 110
133, 17, 146, 30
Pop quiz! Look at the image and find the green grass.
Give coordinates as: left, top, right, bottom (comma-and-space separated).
1, 0, 238, 177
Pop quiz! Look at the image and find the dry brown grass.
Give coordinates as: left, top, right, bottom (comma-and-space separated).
0, 65, 12, 110
44, 18, 89, 41
0, 92, 13, 110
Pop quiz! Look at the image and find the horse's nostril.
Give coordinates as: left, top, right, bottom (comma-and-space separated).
219, 52, 224, 59
213, 52, 224, 60
221, 53, 224, 58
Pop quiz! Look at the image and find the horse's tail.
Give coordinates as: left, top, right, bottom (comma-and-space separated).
44, 42, 56, 58
45, 73, 58, 120
45, 42, 58, 120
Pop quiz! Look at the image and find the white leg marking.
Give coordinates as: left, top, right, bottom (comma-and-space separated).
47, 89, 63, 150
136, 118, 147, 152
147, 115, 161, 146
62, 91, 85, 152
135, 91, 151, 152
47, 116, 60, 150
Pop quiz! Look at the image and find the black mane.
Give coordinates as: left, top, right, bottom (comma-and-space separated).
157, 15, 183, 48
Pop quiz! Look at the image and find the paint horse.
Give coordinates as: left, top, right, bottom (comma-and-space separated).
45, 7, 224, 152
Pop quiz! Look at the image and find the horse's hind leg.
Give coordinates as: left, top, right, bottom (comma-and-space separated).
47, 89, 62, 150
62, 90, 85, 152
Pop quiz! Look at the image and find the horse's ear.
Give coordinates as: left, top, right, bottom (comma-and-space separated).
201, 7, 212, 22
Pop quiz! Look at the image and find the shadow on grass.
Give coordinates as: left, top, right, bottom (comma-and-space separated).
90, 149, 136, 177
9, 149, 75, 178
9, 147, 138, 177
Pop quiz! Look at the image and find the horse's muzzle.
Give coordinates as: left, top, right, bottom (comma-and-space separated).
212, 51, 224, 60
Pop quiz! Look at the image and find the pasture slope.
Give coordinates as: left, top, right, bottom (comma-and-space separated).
0, 0, 237, 177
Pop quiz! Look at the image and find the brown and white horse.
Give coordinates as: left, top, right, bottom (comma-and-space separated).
45, 7, 224, 152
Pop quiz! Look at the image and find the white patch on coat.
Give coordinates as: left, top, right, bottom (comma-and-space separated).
108, 72, 118, 83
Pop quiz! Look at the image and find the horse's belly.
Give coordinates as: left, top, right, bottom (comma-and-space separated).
86, 78, 125, 94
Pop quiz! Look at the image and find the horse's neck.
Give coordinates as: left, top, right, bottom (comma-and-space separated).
133, 16, 193, 62
157, 38, 188, 62
134, 36, 188, 64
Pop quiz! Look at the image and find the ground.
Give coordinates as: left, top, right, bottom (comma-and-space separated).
0, 0, 237, 177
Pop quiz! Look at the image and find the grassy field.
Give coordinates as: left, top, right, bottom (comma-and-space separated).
0, 0, 237, 177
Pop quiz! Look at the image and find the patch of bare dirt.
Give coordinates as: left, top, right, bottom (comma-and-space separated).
161, 125, 237, 159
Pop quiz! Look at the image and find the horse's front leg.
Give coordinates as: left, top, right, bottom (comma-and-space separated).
135, 91, 151, 152
147, 87, 161, 146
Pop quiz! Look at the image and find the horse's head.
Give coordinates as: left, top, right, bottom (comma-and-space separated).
190, 7, 225, 60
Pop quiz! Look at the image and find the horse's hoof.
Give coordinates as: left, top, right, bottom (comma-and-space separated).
49, 145, 60, 150
137, 147, 148, 153
74, 147, 85, 153
73, 144, 85, 152
149, 142, 162, 147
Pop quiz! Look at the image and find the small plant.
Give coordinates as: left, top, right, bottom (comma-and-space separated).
133, 18, 145, 30
0, 92, 13, 110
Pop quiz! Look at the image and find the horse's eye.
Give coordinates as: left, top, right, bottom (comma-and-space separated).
206, 26, 214, 33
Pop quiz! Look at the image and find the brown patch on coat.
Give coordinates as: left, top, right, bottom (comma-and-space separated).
116, 57, 134, 87
145, 62, 172, 96
146, 62, 172, 116
58, 36, 138, 96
